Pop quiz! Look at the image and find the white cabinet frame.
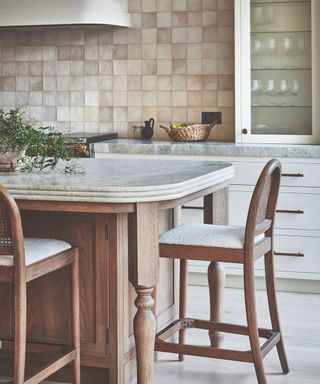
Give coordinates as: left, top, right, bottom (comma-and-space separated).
235, 0, 320, 144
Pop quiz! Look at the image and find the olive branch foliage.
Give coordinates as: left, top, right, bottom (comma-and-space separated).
0, 107, 84, 174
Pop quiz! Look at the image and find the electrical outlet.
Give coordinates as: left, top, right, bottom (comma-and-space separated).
202, 112, 222, 124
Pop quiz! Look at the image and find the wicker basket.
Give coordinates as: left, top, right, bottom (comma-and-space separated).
159, 123, 214, 142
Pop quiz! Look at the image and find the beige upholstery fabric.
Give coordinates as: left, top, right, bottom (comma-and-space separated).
160, 223, 264, 249
0, 238, 72, 266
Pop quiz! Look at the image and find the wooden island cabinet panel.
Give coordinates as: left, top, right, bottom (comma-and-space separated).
0, 209, 177, 383
0, 158, 233, 384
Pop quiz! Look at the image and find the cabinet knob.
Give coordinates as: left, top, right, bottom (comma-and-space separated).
242, 128, 248, 135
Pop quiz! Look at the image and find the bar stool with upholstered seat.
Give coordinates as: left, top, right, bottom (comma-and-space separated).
155, 159, 289, 384
0, 184, 80, 384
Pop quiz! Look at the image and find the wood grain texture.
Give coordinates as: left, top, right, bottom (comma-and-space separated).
128, 203, 159, 384
156, 160, 289, 384
134, 287, 156, 384
178, 259, 188, 361
204, 187, 229, 348
0, 185, 81, 384
0, 162, 233, 384
208, 262, 225, 348
128, 203, 159, 287
0, 206, 177, 384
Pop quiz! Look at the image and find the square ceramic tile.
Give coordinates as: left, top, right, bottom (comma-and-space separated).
187, 91, 202, 106
157, 91, 172, 106
0, 4, 235, 142
173, 12, 187, 27
128, 91, 142, 106
187, 75, 202, 90
173, 0, 187, 12
157, 12, 172, 28
157, 0, 172, 12
143, 13, 157, 28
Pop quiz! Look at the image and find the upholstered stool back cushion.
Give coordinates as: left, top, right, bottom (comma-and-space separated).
160, 223, 264, 249
0, 238, 72, 266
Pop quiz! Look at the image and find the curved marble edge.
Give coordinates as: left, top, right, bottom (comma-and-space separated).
2, 168, 232, 194
94, 139, 320, 158
7, 168, 234, 203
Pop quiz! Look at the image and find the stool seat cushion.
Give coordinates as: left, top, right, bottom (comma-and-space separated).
0, 238, 72, 266
160, 223, 263, 249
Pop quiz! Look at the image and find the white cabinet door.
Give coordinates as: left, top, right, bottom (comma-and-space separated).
235, 0, 320, 144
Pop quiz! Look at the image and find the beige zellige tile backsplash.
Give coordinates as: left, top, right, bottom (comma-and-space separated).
0, 0, 234, 141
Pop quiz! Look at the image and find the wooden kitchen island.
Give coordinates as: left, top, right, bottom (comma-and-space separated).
0, 158, 234, 384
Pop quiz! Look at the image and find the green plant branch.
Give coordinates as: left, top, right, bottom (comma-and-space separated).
0, 107, 84, 174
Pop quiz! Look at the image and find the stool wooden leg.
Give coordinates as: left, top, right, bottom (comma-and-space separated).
265, 250, 289, 374
70, 251, 81, 384
208, 262, 225, 347
178, 259, 188, 361
244, 261, 266, 384
14, 280, 27, 384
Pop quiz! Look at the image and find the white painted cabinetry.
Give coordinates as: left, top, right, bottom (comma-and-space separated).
95, 150, 320, 290
184, 157, 320, 282
235, 0, 320, 144
0, 0, 130, 27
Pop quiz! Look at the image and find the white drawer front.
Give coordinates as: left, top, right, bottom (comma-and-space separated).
276, 193, 320, 231
230, 190, 320, 231
232, 161, 320, 188
255, 235, 320, 275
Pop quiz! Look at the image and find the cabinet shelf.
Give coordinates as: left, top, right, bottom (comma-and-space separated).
251, 67, 311, 70
251, 1, 310, 4
251, 30, 311, 34
251, 105, 312, 108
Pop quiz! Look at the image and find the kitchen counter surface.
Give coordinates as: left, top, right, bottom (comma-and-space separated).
0, 157, 234, 203
94, 139, 320, 158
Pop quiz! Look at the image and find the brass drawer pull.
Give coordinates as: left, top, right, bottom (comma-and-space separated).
282, 173, 304, 178
275, 251, 304, 257
276, 209, 304, 214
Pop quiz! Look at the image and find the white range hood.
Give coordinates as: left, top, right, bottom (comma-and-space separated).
0, 0, 130, 27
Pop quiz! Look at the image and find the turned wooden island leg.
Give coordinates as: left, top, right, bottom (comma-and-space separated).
208, 261, 225, 347
134, 287, 156, 383
204, 187, 229, 347
128, 202, 159, 384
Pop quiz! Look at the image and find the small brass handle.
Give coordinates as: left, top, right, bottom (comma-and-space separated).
275, 252, 304, 257
276, 209, 304, 214
242, 128, 248, 135
282, 173, 304, 178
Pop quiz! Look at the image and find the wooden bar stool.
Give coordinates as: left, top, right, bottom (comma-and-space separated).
156, 159, 289, 384
0, 184, 80, 384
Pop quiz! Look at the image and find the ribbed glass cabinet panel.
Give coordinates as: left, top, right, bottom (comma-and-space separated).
250, 0, 312, 135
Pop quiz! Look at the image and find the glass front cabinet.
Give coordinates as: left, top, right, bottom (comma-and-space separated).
235, 0, 320, 144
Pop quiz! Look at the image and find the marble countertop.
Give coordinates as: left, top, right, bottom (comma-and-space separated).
94, 139, 320, 158
0, 158, 234, 203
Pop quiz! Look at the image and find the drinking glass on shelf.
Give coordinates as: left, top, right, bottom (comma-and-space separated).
253, 6, 264, 25
251, 79, 263, 96
264, 79, 276, 95
265, 37, 277, 53
291, 80, 299, 96
278, 80, 288, 95
251, 38, 261, 55
278, 80, 291, 106
253, 123, 268, 134
282, 37, 294, 54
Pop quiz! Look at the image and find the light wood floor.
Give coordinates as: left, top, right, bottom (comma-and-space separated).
154, 285, 320, 384
1, 286, 318, 383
